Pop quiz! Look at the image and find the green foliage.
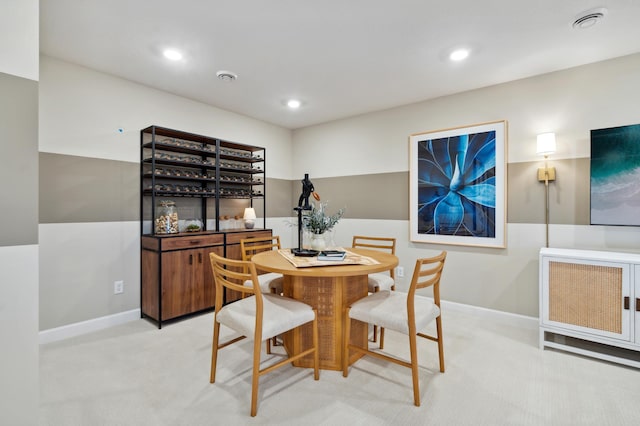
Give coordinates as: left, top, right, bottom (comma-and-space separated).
302, 202, 345, 234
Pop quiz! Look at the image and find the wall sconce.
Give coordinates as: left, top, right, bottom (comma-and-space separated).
536, 132, 556, 247
537, 133, 557, 182
243, 207, 256, 229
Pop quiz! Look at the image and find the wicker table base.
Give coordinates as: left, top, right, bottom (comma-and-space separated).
282, 274, 368, 370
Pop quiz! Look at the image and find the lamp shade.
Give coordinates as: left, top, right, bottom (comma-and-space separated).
536, 133, 556, 155
243, 207, 256, 220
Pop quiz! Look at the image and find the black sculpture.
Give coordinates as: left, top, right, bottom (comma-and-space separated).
292, 173, 320, 256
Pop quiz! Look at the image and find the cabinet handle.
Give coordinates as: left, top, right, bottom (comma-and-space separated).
636, 298, 640, 312
624, 296, 629, 310
199, 253, 203, 263
189, 240, 200, 245
189, 254, 193, 265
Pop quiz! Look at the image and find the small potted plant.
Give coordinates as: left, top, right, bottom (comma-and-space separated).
302, 202, 345, 250
184, 219, 202, 232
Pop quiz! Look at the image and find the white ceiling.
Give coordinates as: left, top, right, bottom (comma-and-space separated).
40, 1, 640, 130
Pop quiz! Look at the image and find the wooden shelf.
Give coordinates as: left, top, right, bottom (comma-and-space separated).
140, 125, 269, 328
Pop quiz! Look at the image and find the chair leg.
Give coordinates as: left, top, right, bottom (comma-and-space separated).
372, 286, 380, 343
376, 284, 395, 348
408, 332, 420, 407
270, 287, 279, 348
266, 338, 271, 354
342, 308, 352, 377
312, 309, 320, 380
250, 337, 262, 417
210, 320, 220, 383
436, 315, 445, 373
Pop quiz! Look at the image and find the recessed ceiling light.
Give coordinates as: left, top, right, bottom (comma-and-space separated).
163, 49, 183, 61
572, 7, 607, 29
449, 48, 470, 62
216, 70, 238, 82
287, 99, 301, 109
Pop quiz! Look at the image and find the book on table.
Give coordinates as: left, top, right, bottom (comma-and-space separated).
317, 250, 346, 261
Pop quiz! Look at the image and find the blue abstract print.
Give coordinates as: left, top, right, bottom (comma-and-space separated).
416, 131, 496, 237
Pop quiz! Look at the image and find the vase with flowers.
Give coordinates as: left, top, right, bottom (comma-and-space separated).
302, 202, 346, 251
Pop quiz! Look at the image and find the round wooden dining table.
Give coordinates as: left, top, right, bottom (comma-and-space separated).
252, 248, 398, 370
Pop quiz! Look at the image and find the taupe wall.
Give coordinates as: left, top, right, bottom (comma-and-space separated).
40, 153, 138, 223
300, 161, 591, 225
1, 73, 39, 246
39, 151, 294, 223
38, 152, 590, 228
270, 178, 295, 217
307, 173, 408, 220
507, 158, 591, 225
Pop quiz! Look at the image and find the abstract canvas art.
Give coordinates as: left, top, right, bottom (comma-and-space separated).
590, 123, 640, 226
409, 120, 507, 248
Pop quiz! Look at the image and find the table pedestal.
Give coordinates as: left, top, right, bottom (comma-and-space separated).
282, 274, 368, 370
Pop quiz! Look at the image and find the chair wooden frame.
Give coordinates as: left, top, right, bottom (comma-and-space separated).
240, 235, 284, 352
351, 235, 397, 344
240, 235, 282, 264
342, 251, 447, 407
209, 252, 319, 417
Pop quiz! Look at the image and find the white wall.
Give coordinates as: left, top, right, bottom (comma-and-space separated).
0, 246, 39, 425
0, 0, 38, 81
293, 54, 640, 177
0, 1, 39, 425
39, 56, 292, 179
39, 56, 294, 330
39, 222, 141, 329
292, 53, 640, 317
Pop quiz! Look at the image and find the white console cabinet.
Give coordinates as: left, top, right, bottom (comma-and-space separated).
539, 247, 640, 368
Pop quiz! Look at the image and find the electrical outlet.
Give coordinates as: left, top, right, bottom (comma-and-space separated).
114, 280, 124, 294
396, 266, 404, 278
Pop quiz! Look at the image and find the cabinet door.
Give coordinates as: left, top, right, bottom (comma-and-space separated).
161, 250, 200, 320
141, 249, 160, 320
192, 246, 223, 312
161, 247, 223, 320
541, 255, 631, 341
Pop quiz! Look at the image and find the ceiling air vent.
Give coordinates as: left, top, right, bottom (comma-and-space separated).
216, 70, 238, 82
572, 8, 607, 29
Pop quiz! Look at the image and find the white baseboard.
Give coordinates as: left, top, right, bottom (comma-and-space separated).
442, 300, 538, 330
39, 309, 141, 345
37, 301, 537, 345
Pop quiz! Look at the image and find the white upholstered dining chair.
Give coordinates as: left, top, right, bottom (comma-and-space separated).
240, 235, 284, 295
351, 235, 396, 344
342, 251, 447, 407
209, 252, 319, 417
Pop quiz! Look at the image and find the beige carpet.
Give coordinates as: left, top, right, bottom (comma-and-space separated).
39, 307, 640, 425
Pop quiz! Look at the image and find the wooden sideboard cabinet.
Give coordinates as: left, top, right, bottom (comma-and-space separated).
539, 247, 640, 368
142, 233, 223, 328
141, 229, 273, 328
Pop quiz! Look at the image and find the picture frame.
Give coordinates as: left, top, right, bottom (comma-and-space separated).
590, 123, 640, 226
409, 120, 507, 248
